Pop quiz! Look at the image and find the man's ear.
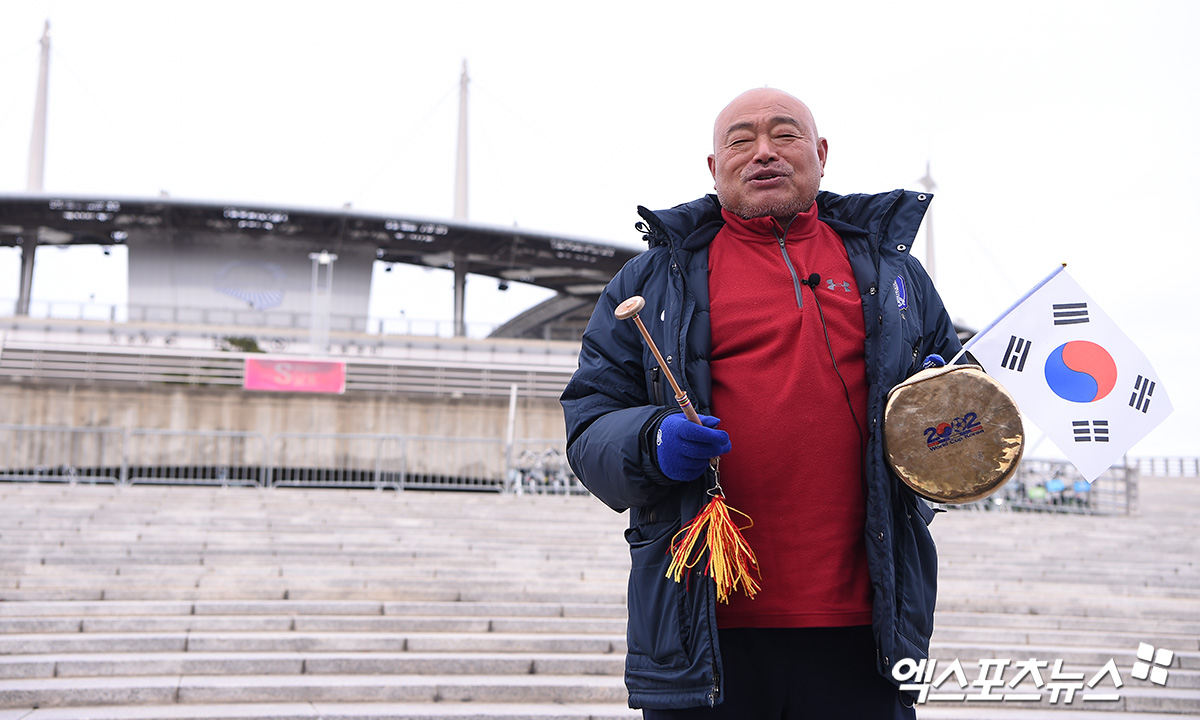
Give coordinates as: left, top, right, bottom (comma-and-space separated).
707, 154, 717, 183
817, 138, 828, 176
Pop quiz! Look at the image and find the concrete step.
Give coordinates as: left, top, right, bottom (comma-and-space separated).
2, 675, 1197, 714
0, 586, 629, 604
930, 641, 1200, 673
0, 614, 625, 636
0, 576, 628, 592
934, 611, 1200, 638
0, 599, 627, 620
916, 699, 1200, 718
924, 686, 1200, 716
4, 568, 632, 586
931, 597, 1200, 622
0, 702, 643, 719
0, 674, 627, 708
0, 631, 624, 656
1, 478, 1197, 717
0, 651, 624, 680
932, 625, 1200, 653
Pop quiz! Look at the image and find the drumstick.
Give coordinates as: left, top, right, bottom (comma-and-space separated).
615, 296, 702, 425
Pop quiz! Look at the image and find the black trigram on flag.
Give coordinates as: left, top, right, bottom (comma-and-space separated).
1130, 375, 1156, 413
1001, 335, 1032, 371
1072, 419, 1110, 443
1053, 302, 1090, 325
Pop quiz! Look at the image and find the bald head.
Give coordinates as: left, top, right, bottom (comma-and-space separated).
712, 88, 819, 153
707, 88, 828, 221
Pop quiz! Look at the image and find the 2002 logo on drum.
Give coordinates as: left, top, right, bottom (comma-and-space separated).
924, 412, 984, 450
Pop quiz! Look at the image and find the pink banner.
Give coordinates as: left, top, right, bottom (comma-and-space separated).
243, 358, 346, 394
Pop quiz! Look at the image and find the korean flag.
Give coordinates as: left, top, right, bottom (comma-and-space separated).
961, 266, 1172, 482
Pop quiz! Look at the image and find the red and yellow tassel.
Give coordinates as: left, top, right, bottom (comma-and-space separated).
666, 492, 760, 603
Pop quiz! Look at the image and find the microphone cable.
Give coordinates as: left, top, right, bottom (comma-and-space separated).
804, 274, 867, 459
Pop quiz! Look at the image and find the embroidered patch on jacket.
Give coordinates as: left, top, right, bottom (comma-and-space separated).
894, 275, 908, 310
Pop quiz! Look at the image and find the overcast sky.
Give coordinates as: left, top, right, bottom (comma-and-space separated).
1, 0, 1197, 459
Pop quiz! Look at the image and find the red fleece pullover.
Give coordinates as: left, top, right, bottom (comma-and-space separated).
709, 205, 873, 628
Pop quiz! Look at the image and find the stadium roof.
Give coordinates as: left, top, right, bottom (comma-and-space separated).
0, 194, 642, 339
0, 193, 638, 295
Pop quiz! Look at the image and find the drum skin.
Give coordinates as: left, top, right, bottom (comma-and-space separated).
883, 364, 1024, 504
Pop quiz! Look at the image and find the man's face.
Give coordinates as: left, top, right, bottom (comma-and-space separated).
707, 89, 828, 222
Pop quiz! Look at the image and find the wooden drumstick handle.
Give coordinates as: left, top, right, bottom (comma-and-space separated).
615, 296, 702, 425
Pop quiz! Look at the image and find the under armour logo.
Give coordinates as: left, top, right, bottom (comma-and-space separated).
826, 278, 851, 293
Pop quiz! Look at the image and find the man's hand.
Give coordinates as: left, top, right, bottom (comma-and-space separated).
654, 413, 732, 482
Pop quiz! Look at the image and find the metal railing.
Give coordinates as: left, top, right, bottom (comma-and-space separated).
126, 429, 267, 487
0, 424, 584, 494
2, 423, 1164, 507
507, 446, 582, 495
0, 425, 126, 484
1133, 456, 1200, 478
0, 343, 575, 400
943, 458, 1136, 516
0, 298, 502, 339
269, 433, 405, 490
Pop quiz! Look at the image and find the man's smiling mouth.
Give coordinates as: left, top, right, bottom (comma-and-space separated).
748, 173, 784, 184
746, 167, 791, 183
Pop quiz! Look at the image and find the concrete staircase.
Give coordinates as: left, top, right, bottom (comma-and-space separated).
0, 476, 1197, 719
918, 475, 1200, 718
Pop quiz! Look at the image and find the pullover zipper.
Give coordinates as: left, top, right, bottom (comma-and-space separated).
774, 232, 805, 309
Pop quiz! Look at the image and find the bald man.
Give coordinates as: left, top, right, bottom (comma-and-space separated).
562, 88, 961, 718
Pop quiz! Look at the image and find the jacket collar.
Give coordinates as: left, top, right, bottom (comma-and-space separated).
637, 190, 910, 252
636, 195, 723, 251
718, 205, 822, 244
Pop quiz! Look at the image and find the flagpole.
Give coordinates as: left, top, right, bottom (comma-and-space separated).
950, 264, 1067, 366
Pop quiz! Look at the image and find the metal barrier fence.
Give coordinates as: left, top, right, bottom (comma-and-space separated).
0, 424, 584, 494
2, 423, 1149, 508
943, 457, 1136, 515
1133, 456, 1200, 478
269, 433, 405, 490
126, 429, 267, 487
0, 425, 126, 483
508, 443, 583, 495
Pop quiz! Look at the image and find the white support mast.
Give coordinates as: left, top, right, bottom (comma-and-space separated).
917, 160, 937, 285
27, 21, 50, 192
452, 60, 469, 337
17, 20, 51, 317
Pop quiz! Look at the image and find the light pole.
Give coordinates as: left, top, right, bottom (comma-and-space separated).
308, 251, 337, 356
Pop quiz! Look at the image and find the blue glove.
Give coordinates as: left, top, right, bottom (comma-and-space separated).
923, 353, 946, 369
653, 413, 732, 482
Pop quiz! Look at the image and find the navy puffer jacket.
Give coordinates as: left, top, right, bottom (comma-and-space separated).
561, 190, 962, 709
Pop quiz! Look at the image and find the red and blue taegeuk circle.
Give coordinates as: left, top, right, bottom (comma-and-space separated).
1043, 340, 1118, 403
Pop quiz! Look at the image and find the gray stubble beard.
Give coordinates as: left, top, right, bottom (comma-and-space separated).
719, 192, 818, 223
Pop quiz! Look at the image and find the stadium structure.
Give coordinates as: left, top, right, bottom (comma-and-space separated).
2, 26, 1184, 497
0, 38, 638, 492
